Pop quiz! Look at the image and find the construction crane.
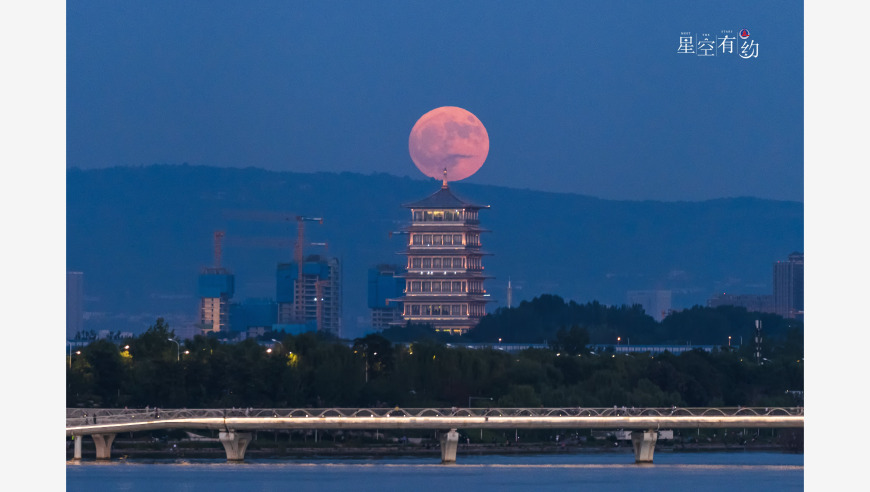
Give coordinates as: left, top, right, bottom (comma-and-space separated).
290, 216, 323, 323
293, 216, 323, 264
292, 216, 323, 280
213, 231, 225, 269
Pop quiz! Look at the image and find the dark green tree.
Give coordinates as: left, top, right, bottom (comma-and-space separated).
551, 324, 591, 355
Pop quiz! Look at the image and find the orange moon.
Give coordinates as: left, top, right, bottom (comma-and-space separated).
408, 106, 489, 182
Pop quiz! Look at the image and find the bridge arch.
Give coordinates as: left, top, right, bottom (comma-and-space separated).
416, 408, 446, 417
700, 408, 728, 416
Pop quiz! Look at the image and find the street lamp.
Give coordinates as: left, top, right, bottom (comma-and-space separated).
728, 336, 732, 348
168, 338, 179, 361
271, 339, 284, 353
68, 343, 77, 368
357, 343, 369, 383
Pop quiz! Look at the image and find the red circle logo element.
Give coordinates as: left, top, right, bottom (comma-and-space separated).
739, 29, 750, 39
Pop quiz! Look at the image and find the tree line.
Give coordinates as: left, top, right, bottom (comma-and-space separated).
67, 307, 803, 409
464, 294, 801, 346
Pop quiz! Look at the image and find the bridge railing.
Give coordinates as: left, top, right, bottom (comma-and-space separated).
67, 406, 803, 427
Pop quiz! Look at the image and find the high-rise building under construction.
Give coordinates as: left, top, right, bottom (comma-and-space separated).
198, 231, 234, 334
276, 255, 341, 336
274, 216, 340, 336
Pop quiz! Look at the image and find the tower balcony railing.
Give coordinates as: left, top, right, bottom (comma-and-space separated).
410, 219, 480, 226
405, 315, 472, 320
405, 269, 471, 275
403, 289, 483, 294
409, 244, 475, 249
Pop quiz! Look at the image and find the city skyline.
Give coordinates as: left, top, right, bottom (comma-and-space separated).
64, 165, 803, 340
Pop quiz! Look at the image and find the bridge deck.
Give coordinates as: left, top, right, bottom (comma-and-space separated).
66, 407, 803, 436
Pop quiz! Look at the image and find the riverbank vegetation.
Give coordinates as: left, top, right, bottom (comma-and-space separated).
67, 298, 802, 410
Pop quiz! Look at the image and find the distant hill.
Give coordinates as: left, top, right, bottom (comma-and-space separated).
66, 165, 803, 339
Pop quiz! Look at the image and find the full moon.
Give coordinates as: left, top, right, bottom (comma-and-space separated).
408, 106, 489, 182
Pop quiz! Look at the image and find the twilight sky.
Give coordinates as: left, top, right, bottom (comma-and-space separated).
67, 0, 803, 202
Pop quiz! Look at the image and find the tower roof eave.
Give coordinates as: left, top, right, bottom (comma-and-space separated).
394, 272, 495, 279
402, 185, 489, 209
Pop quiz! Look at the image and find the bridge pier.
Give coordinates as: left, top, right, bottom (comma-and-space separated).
439, 429, 459, 464
631, 430, 658, 463
92, 433, 116, 460
73, 435, 82, 460
219, 431, 252, 461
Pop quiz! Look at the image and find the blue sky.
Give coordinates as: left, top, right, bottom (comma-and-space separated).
66, 0, 803, 202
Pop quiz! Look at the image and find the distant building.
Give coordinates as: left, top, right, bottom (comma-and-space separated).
774, 252, 804, 319
229, 298, 278, 334
198, 268, 234, 334
271, 322, 318, 336
627, 290, 672, 322
276, 255, 341, 336
391, 182, 493, 334
706, 293, 775, 314
368, 265, 405, 330
66, 272, 84, 338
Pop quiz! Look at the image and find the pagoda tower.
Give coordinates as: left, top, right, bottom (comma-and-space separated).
392, 179, 492, 334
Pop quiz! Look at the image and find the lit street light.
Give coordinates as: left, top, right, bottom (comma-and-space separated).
168, 338, 180, 361
68, 343, 79, 368
271, 339, 284, 354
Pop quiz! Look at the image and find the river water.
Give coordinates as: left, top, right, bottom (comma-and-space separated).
66, 451, 803, 491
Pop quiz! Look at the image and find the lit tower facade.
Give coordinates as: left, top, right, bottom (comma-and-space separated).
393, 181, 492, 334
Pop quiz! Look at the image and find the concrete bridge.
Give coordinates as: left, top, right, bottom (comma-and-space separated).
66, 406, 803, 464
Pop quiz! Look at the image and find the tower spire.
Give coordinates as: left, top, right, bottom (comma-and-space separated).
507, 277, 512, 309
442, 168, 448, 188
